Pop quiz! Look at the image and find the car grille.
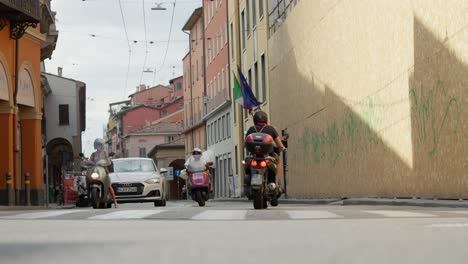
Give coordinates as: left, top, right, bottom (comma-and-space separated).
112, 182, 145, 195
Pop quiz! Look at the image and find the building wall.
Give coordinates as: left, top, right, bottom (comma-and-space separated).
269, 0, 468, 198
161, 97, 184, 117
125, 135, 167, 158
170, 76, 184, 98
183, 9, 207, 155
0, 24, 45, 205
122, 107, 161, 134
130, 85, 171, 106
43, 74, 79, 146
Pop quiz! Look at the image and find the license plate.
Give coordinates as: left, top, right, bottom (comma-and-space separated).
193, 172, 204, 181
118, 187, 137, 193
251, 174, 263, 185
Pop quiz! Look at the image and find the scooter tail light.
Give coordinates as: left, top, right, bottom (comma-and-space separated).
260, 161, 267, 168
251, 160, 258, 167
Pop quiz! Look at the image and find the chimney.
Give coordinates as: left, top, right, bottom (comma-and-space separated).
58, 67, 63, 77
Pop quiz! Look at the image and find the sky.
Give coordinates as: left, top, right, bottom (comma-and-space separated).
45, 0, 202, 155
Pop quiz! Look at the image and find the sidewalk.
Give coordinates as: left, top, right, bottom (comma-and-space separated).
214, 197, 468, 208
0, 203, 75, 210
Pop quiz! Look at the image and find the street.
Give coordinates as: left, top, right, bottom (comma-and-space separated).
1, 201, 468, 263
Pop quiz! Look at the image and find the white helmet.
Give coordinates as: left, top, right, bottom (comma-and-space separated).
192, 148, 202, 155
94, 138, 105, 150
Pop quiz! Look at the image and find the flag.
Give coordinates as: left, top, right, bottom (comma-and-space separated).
233, 72, 244, 106
237, 68, 262, 112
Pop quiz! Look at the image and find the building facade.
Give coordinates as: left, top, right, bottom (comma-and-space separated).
203, 0, 234, 198
0, 0, 58, 205
227, 0, 271, 197
182, 7, 206, 157
268, 0, 468, 198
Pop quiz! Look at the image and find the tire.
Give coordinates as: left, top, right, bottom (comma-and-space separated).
91, 188, 100, 209
263, 199, 268, 209
195, 190, 205, 207
253, 190, 264, 210
154, 199, 166, 207
270, 198, 279, 207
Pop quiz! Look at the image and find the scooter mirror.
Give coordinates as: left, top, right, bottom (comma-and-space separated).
160, 168, 168, 174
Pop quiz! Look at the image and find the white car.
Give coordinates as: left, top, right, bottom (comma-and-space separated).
109, 158, 167, 207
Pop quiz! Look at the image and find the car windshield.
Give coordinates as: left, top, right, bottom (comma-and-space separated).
113, 159, 156, 173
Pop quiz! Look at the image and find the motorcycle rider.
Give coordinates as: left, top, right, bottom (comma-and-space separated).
245, 110, 286, 196
185, 148, 213, 192
90, 138, 119, 208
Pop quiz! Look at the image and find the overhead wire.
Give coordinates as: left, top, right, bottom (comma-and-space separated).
118, 0, 133, 97
139, 0, 149, 85
152, 0, 177, 85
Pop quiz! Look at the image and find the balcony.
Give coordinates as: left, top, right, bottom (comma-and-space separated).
0, 0, 40, 39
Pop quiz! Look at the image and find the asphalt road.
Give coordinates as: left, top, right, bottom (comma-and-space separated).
1, 201, 468, 264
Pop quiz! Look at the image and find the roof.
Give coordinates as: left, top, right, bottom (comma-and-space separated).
169, 75, 183, 84
128, 121, 183, 135
42, 72, 85, 85
147, 137, 185, 157
128, 84, 170, 98
182, 7, 203, 31
115, 104, 159, 117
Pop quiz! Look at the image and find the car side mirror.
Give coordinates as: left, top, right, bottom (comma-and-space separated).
160, 168, 168, 174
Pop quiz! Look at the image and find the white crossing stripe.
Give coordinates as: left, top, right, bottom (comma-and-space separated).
439, 211, 468, 215
286, 210, 342, 219
0, 210, 87, 219
364, 210, 435, 217
88, 210, 165, 220
191, 210, 247, 220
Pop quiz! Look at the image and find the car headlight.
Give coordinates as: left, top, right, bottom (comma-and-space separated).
145, 178, 160, 184
91, 172, 99, 179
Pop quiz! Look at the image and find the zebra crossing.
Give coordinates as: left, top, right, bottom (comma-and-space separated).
1, 208, 468, 221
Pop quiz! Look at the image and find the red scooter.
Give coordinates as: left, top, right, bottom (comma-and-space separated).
187, 162, 213, 207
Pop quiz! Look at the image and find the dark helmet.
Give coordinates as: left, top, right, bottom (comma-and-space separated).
253, 110, 268, 124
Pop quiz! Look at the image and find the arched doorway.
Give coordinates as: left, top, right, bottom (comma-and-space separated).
168, 159, 185, 200
46, 138, 73, 203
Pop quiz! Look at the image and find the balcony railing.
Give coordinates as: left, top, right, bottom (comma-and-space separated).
0, 0, 40, 21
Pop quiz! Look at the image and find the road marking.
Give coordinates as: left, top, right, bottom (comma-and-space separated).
0, 210, 88, 219
88, 210, 165, 220
191, 210, 247, 220
286, 210, 342, 219
438, 210, 468, 215
364, 210, 435, 217
427, 222, 468, 228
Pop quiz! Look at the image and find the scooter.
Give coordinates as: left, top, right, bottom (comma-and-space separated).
80, 153, 113, 209
75, 173, 90, 207
182, 162, 213, 207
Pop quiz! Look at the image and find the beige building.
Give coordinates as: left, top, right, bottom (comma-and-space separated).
268, 0, 468, 198
228, 0, 271, 196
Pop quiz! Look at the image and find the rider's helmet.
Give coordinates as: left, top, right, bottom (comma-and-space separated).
192, 147, 202, 155
94, 138, 105, 150
253, 110, 268, 125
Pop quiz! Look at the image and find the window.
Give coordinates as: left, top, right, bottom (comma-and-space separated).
235, 146, 238, 174
218, 118, 221, 142
139, 148, 146, 158
221, 69, 225, 91
207, 124, 210, 146
246, 0, 250, 35
241, 11, 245, 50
211, 123, 215, 144
218, 72, 221, 92
259, 0, 264, 19
230, 22, 234, 58
228, 154, 232, 177
226, 64, 229, 91
261, 54, 267, 102
252, 0, 257, 28
214, 120, 218, 143
162, 110, 168, 117
214, 77, 217, 95
168, 135, 175, 142
177, 82, 182, 90
210, 80, 213, 97
59, 104, 69, 125
254, 62, 259, 98
226, 112, 231, 137
179, 102, 183, 109
222, 115, 225, 139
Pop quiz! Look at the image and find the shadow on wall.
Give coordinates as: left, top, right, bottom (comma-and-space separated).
275, 15, 468, 198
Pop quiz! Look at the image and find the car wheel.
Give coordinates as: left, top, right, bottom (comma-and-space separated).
154, 200, 164, 207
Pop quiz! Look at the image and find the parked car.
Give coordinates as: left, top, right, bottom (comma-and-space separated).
109, 158, 167, 206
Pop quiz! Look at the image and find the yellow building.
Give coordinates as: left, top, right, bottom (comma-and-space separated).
268, 0, 468, 199
0, 0, 58, 205
228, 0, 271, 196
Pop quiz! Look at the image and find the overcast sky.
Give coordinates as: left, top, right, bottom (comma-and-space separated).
45, 0, 201, 155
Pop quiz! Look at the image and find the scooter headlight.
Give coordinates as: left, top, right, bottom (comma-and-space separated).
91, 172, 99, 179
145, 178, 160, 184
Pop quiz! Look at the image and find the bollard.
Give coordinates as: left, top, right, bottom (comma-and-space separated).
25, 172, 31, 206
6, 172, 14, 206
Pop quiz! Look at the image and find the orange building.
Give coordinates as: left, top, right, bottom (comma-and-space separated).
0, 0, 58, 205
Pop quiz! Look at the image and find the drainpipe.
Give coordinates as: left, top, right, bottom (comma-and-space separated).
183, 30, 194, 153
202, 5, 207, 150
12, 38, 19, 205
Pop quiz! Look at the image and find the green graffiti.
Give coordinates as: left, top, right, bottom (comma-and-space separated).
409, 80, 461, 156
